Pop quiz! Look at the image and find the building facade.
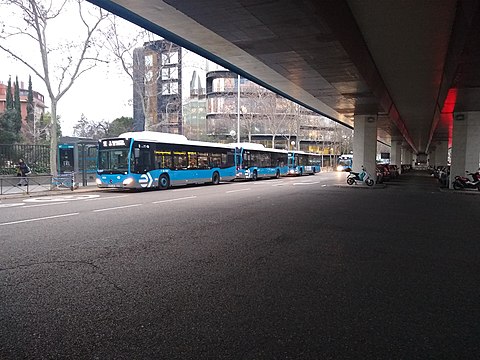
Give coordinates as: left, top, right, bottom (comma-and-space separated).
205, 70, 346, 153
133, 40, 183, 133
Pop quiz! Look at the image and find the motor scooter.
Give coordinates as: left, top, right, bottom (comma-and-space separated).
346, 166, 375, 187
453, 171, 480, 190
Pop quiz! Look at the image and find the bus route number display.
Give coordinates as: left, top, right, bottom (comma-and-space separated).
102, 139, 128, 148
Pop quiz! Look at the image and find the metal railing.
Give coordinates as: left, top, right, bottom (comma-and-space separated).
0, 172, 77, 195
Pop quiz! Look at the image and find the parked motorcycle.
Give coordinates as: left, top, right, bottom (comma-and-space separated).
453, 171, 480, 191
347, 166, 375, 186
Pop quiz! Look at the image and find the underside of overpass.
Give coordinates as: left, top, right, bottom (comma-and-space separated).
89, 0, 480, 156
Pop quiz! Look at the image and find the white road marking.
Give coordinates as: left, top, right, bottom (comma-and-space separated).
84, 195, 129, 201
293, 181, 320, 185
0, 203, 25, 208
23, 202, 69, 208
24, 194, 100, 202
0, 213, 79, 226
225, 188, 251, 193
93, 204, 142, 212
152, 196, 197, 204
171, 187, 201, 192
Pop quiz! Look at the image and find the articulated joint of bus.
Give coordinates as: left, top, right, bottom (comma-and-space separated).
235, 169, 249, 179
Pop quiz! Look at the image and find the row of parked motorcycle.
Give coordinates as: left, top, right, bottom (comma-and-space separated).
375, 163, 410, 184
346, 163, 411, 187
430, 165, 480, 190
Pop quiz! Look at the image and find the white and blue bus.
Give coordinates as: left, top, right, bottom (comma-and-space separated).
96, 131, 236, 189
234, 143, 288, 180
337, 154, 353, 172
287, 151, 322, 176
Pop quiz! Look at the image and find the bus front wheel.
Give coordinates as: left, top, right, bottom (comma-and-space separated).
212, 172, 220, 185
252, 170, 258, 181
158, 174, 170, 190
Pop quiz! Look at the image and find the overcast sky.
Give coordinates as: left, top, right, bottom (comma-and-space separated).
0, 1, 140, 136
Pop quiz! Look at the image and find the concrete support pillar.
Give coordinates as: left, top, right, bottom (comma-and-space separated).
353, 115, 377, 180
429, 149, 436, 167
391, 140, 402, 173
450, 112, 480, 188
434, 141, 448, 167
403, 149, 413, 166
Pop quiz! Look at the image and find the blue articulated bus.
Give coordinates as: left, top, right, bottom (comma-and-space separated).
337, 154, 353, 172
234, 143, 288, 180
96, 131, 236, 189
287, 151, 322, 176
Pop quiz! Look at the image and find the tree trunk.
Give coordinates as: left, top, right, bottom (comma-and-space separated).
50, 99, 57, 176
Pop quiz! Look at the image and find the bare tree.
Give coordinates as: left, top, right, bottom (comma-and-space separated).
259, 90, 289, 148
0, 0, 109, 175
284, 102, 303, 150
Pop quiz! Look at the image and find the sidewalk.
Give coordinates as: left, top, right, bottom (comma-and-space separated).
0, 182, 101, 200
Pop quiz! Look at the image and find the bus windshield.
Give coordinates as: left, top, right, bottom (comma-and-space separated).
98, 148, 130, 174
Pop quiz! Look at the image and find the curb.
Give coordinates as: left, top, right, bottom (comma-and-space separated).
0, 186, 102, 200
334, 183, 386, 189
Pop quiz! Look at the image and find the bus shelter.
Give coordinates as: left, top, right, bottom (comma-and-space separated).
58, 137, 98, 186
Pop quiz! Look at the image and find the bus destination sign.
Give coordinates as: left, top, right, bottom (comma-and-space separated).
102, 139, 128, 148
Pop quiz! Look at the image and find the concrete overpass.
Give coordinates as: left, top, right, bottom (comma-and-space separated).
88, 0, 480, 181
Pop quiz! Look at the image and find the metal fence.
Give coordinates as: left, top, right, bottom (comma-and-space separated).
0, 173, 78, 195
0, 144, 50, 175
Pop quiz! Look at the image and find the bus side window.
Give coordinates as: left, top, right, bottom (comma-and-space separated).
188, 152, 198, 169
209, 152, 222, 168
173, 152, 187, 169
155, 150, 172, 169
198, 153, 209, 169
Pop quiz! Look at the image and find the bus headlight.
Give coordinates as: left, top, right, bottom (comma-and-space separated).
95, 178, 102, 185
123, 178, 134, 186
336, 165, 343, 171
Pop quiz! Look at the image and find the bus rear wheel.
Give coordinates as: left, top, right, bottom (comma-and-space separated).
212, 171, 220, 185
158, 174, 170, 190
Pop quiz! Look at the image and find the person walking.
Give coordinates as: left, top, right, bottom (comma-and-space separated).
16, 159, 31, 186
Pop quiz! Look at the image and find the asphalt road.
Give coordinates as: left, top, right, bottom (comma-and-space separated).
1, 171, 479, 359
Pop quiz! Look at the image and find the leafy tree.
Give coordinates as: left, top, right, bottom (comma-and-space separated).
0, 76, 21, 143
5, 77, 13, 110
0, 109, 19, 143
0, 0, 109, 175
13, 76, 22, 133
107, 116, 133, 137
26, 75, 34, 142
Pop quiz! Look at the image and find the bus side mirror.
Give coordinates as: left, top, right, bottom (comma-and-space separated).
134, 148, 140, 158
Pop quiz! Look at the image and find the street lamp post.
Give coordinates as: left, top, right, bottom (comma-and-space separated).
237, 74, 241, 143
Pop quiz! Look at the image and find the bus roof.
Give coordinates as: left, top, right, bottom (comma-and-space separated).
116, 131, 231, 149
288, 150, 322, 156
231, 142, 287, 153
